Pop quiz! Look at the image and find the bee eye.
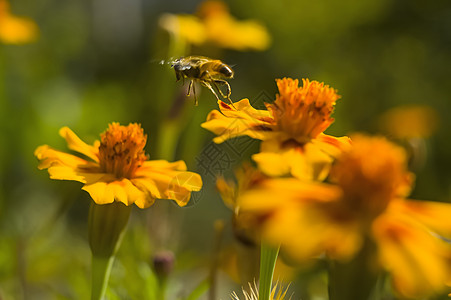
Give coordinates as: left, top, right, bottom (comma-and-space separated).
219, 66, 233, 77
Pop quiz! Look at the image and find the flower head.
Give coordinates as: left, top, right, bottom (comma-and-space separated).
35, 123, 202, 208
238, 134, 451, 298
202, 78, 350, 180
330, 134, 413, 220
0, 0, 39, 44
270, 78, 340, 143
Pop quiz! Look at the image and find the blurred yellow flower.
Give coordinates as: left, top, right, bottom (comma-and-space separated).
35, 123, 202, 208
159, 13, 207, 46
379, 104, 439, 139
239, 134, 451, 298
202, 78, 351, 180
0, 0, 38, 44
217, 164, 297, 286
197, 0, 270, 51
159, 0, 270, 51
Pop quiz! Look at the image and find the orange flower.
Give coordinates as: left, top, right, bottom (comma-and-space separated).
202, 78, 350, 180
0, 0, 38, 44
35, 123, 202, 208
239, 134, 451, 298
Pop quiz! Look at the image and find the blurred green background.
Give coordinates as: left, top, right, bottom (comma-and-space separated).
1, 0, 450, 299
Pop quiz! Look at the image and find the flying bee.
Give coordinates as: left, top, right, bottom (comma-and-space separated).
171, 56, 234, 106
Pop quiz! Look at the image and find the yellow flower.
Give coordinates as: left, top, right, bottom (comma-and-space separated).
379, 105, 439, 139
0, 0, 38, 44
159, 13, 207, 46
35, 123, 202, 208
202, 78, 351, 180
231, 281, 291, 300
239, 134, 451, 298
197, 0, 271, 51
159, 0, 270, 51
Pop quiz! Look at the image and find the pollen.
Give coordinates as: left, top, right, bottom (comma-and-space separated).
270, 78, 340, 144
330, 135, 413, 219
98, 123, 148, 178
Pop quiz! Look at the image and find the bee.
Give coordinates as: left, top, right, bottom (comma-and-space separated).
171, 56, 234, 106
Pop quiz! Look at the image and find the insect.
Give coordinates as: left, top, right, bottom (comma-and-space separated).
171, 56, 234, 106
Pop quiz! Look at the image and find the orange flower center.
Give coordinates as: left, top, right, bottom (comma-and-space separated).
330, 135, 413, 220
269, 78, 339, 144
98, 123, 148, 178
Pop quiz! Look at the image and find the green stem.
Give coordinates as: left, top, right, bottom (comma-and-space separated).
91, 255, 115, 300
328, 238, 379, 300
157, 278, 167, 300
259, 243, 280, 300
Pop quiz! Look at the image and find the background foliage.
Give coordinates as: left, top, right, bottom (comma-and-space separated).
1, 0, 450, 299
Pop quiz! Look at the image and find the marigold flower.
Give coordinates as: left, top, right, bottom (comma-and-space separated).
35, 123, 202, 208
0, 0, 38, 44
202, 78, 350, 180
239, 134, 451, 298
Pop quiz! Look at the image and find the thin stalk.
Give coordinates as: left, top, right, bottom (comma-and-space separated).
91, 255, 115, 300
259, 243, 280, 300
208, 220, 225, 300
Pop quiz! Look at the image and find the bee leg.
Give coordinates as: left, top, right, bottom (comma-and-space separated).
202, 81, 221, 102
214, 80, 233, 105
193, 82, 198, 106
211, 79, 235, 107
187, 80, 193, 96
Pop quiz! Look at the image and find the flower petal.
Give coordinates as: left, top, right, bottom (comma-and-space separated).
260, 203, 362, 262
217, 99, 272, 120
313, 134, 352, 158
240, 178, 341, 212
388, 199, 451, 239
201, 99, 276, 143
253, 140, 333, 180
35, 145, 105, 183
137, 160, 187, 173
133, 160, 203, 206
372, 212, 451, 298
59, 127, 99, 162
35, 145, 89, 170
82, 178, 146, 206
82, 181, 115, 205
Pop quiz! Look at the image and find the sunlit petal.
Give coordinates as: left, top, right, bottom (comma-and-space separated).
35, 145, 89, 170
82, 181, 115, 205
59, 127, 99, 162
253, 140, 333, 180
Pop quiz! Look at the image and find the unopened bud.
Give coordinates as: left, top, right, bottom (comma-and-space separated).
153, 251, 175, 281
